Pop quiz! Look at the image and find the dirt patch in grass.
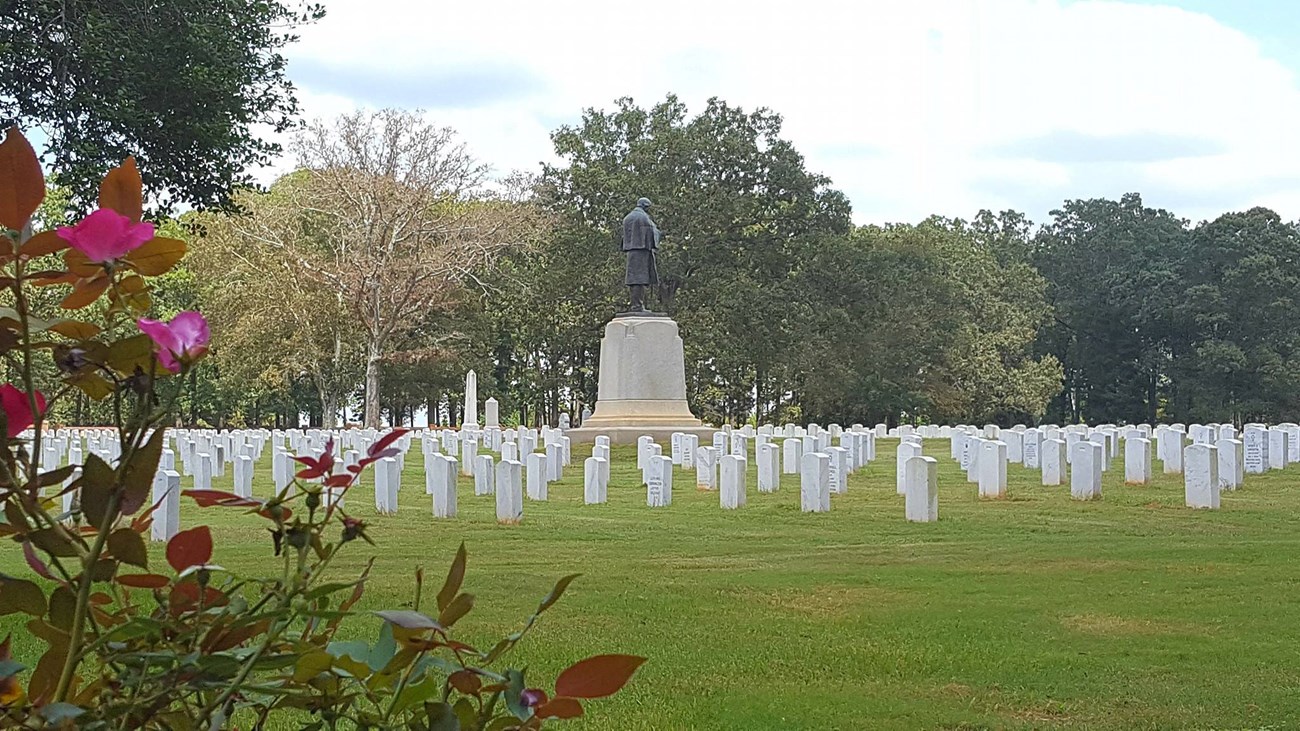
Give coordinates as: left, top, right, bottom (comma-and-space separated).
937, 685, 1077, 726
938, 682, 975, 699
669, 555, 775, 571
999, 702, 1074, 725
730, 585, 909, 618
1060, 612, 1211, 637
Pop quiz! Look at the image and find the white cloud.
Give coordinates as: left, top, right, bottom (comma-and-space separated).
268, 0, 1300, 225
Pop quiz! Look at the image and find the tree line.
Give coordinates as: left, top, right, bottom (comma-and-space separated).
10, 84, 1300, 428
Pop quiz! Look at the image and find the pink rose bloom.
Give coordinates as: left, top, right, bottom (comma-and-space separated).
137, 311, 210, 373
0, 384, 46, 438
57, 208, 154, 263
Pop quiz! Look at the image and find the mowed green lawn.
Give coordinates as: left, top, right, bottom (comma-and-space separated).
6, 437, 1300, 730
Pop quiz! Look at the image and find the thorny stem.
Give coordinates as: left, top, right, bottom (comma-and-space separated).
198, 541, 342, 727
478, 690, 503, 729
5, 232, 94, 705
52, 367, 170, 704
384, 648, 428, 723
53, 487, 120, 702
10, 230, 42, 483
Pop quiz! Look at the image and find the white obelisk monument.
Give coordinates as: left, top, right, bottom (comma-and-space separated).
462, 370, 478, 428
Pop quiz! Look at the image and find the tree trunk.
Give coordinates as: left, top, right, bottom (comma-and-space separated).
364, 340, 382, 428
1146, 370, 1158, 425
322, 388, 339, 430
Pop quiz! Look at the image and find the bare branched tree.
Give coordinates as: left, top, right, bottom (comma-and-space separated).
190, 180, 362, 428
288, 109, 542, 427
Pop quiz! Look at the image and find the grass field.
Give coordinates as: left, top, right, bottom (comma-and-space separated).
5, 437, 1300, 730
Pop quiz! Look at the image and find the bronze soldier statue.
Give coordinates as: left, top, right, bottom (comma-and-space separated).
620, 197, 660, 313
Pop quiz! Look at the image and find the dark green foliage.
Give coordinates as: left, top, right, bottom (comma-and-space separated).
0, 0, 324, 214
1033, 193, 1185, 424
502, 95, 1056, 427
1033, 194, 1300, 425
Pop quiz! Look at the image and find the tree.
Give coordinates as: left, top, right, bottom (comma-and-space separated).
532, 95, 853, 424
795, 219, 1061, 426
287, 110, 540, 427
1169, 208, 1300, 423
188, 176, 364, 428
1033, 193, 1186, 424
0, 0, 324, 213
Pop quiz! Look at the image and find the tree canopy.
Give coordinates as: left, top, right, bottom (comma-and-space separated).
18, 93, 1300, 429
0, 0, 323, 214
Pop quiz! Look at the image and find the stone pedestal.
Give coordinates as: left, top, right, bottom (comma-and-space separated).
568, 315, 714, 445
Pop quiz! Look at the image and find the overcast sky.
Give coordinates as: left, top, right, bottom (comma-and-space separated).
276, 0, 1300, 225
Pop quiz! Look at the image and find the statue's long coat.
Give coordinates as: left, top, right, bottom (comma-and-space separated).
621, 206, 660, 286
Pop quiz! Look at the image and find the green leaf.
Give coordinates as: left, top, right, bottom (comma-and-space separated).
0, 658, 25, 679
481, 635, 519, 667
292, 650, 332, 683
69, 371, 113, 401
105, 333, 156, 375
107, 528, 148, 568
393, 676, 442, 715
38, 702, 85, 724
331, 655, 371, 679
195, 653, 242, 677
305, 581, 361, 601
438, 593, 474, 628
425, 701, 460, 731
373, 609, 442, 633
437, 542, 467, 612
325, 640, 369, 663
301, 609, 350, 621
47, 585, 77, 630
504, 668, 530, 721
0, 576, 46, 616
367, 621, 396, 673
452, 697, 476, 728
26, 527, 80, 557
538, 573, 581, 613
103, 617, 165, 642
78, 454, 117, 527
249, 653, 301, 671
35, 465, 75, 487
121, 427, 166, 515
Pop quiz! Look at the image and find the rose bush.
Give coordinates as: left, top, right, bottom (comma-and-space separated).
0, 127, 641, 729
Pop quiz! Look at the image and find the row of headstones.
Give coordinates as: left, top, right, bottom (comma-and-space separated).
43, 434, 191, 544
37, 426, 365, 473
573, 429, 879, 511
38, 428, 122, 471
936, 422, 1300, 510
700, 421, 1003, 441
369, 428, 578, 520
86, 419, 1300, 542
34, 424, 581, 542
141, 424, 570, 535
655, 428, 878, 474
138, 428, 418, 542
